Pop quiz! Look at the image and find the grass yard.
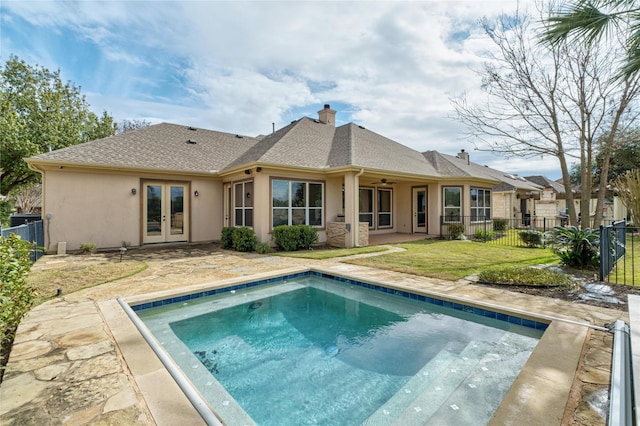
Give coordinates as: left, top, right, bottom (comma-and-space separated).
28, 260, 147, 306
345, 239, 559, 281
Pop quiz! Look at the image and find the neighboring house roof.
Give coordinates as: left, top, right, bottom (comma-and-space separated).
524, 175, 566, 194
424, 151, 543, 192
27, 123, 259, 174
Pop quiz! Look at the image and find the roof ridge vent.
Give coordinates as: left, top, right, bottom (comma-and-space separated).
188, 126, 198, 131
235, 134, 244, 138
186, 139, 197, 144
313, 119, 320, 123
358, 125, 365, 129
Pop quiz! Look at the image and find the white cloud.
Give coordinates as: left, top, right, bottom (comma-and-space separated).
2, 0, 560, 177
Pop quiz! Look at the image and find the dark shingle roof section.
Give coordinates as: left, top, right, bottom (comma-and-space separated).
28, 123, 259, 173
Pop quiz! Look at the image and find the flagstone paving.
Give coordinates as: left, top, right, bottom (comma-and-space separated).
0, 244, 629, 425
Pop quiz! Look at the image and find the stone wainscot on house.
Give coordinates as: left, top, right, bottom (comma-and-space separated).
26, 105, 544, 252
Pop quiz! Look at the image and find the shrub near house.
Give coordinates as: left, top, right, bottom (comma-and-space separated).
0, 234, 36, 382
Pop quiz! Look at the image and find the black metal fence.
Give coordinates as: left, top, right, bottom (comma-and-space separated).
0, 220, 45, 262
600, 221, 638, 286
439, 216, 564, 247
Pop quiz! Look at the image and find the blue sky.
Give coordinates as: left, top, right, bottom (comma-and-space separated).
1, 0, 561, 179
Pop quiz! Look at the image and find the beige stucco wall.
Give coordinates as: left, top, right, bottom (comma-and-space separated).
40, 167, 221, 252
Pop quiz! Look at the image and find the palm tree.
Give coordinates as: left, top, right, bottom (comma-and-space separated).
543, 0, 640, 78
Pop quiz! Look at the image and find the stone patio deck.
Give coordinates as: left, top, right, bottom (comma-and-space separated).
0, 244, 627, 425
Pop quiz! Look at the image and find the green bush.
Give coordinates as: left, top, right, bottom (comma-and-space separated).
1, 234, 36, 381
474, 229, 496, 240
545, 226, 600, 268
273, 225, 300, 251
297, 225, 319, 249
273, 225, 319, 251
220, 227, 235, 249
478, 266, 573, 287
79, 242, 97, 254
447, 223, 466, 239
231, 227, 257, 252
518, 230, 543, 248
493, 219, 508, 232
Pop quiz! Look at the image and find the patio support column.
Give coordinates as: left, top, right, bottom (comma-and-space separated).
343, 170, 362, 248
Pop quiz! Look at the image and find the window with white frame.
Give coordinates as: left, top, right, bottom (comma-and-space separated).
377, 188, 392, 228
272, 179, 323, 228
234, 181, 253, 227
443, 187, 461, 222
471, 188, 491, 222
359, 188, 374, 228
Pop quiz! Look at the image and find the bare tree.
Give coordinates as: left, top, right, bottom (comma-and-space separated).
613, 169, 640, 225
117, 119, 151, 134
13, 184, 41, 213
452, 6, 640, 228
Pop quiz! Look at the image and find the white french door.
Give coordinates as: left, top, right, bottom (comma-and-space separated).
413, 187, 427, 233
143, 182, 189, 244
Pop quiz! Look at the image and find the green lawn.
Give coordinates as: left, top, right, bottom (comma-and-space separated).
345, 240, 559, 281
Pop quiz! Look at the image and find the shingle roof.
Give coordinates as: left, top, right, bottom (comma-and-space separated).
225, 118, 442, 175
28, 123, 259, 173
525, 175, 565, 194
424, 151, 543, 191
26, 117, 550, 187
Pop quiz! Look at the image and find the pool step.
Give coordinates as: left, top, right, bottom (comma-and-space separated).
362, 348, 460, 425
363, 339, 495, 425
424, 332, 538, 425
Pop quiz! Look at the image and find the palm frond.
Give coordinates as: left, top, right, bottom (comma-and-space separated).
543, 3, 614, 45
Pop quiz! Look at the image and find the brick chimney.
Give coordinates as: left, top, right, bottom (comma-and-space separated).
457, 149, 470, 164
318, 104, 336, 126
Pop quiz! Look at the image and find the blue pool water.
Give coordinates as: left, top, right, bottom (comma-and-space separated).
136, 273, 545, 425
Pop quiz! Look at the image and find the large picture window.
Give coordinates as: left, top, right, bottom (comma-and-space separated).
443, 187, 461, 222
471, 188, 491, 222
272, 180, 323, 228
234, 181, 253, 227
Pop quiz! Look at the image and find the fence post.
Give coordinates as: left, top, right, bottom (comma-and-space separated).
599, 225, 606, 281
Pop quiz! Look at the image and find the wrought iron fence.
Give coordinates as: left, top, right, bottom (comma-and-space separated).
439, 216, 564, 247
0, 220, 45, 262
600, 221, 638, 286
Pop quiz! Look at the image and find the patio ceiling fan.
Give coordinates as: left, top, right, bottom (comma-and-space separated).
371, 178, 396, 186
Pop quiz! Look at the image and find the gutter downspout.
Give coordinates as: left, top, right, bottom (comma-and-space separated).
354, 169, 364, 247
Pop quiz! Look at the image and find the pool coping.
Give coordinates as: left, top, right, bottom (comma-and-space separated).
100, 266, 595, 425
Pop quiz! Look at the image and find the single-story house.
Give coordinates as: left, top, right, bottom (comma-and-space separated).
26, 104, 542, 252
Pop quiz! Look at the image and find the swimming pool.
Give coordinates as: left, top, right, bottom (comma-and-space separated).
130, 270, 547, 425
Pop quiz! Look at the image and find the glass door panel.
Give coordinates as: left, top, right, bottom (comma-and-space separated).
413, 187, 427, 233
168, 185, 186, 240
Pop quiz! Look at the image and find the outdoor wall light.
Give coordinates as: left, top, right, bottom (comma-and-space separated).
244, 169, 251, 175
131, 188, 137, 195
194, 190, 199, 197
